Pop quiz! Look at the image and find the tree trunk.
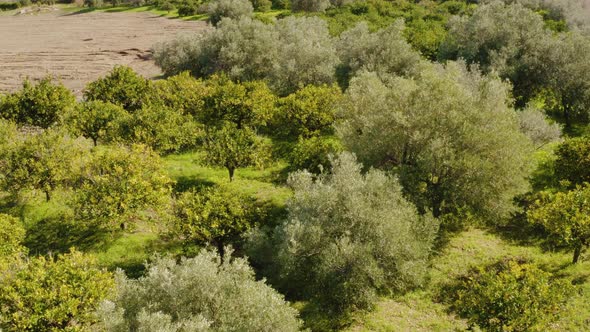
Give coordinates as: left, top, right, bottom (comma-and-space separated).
216, 240, 225, 263
120, 222, 126, 231
228, 167, 235, 182
92, 137, 98, 147
45, 190, 51, 202
573, 244, 582, 264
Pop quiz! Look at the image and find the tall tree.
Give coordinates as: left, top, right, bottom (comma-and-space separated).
338, 62, 533, 220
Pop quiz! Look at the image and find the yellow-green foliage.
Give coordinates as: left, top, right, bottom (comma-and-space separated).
0, 213, 26, 258
446, 257, 572, 332
0, 250, 114, 332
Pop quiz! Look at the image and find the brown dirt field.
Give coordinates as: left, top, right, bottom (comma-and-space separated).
0, 9, 208, 95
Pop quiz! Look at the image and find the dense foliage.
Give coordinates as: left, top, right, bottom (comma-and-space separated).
249, 153, 438, 314
95, 250, 303, 331
0, 250, 114, 332
446, 258, 572, 331
338, 62, 533, 220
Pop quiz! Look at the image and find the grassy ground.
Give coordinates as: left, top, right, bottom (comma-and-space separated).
345, 228, 590, 331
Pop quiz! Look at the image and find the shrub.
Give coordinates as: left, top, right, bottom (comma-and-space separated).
177, 0, 200, 16
446, 258, 572, 331
0, 77, 75, 128
0, 250, 114, 332
554, 136, 590, 187
287, 135, 342, 174
250, 153, 438, 314
84, 66, 152, 112
517, 105, 562, 149
274, 84, 342, 138
0, 214, 26, 259
95, 250, 303, 331
207, 0, 254, 26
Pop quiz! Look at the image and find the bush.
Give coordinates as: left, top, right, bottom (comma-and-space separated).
0, 214, 26, 259
274, 84, 342, 138
446, 258, 572, 331
517, 105, 562, 149
0, 76, 76, 128
0, 250, 114, 332
207, 0, 254, 26
95, 250, 303, 331
84, 66, 152, 112
287, 136, 342, 174
177, 0, 200, 16
554, 136, 590, 187
250, 153, 438, 314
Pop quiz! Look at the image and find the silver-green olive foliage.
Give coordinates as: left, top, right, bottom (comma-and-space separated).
267, 153, 438, 314
95, 250, 303, 332
338, 62, 533, 220
154, 16, 338, 95
442, 2, 590, 124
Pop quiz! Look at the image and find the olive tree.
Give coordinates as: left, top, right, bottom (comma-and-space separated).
0, 250, 114, 332
528, 185, 590, 263
517, 105, 561, 149
95, 250, 303, 332
207, 0, 253, 26
251, 153, 438, 314
154, 17, 279, 81
73, 144, 172, 231
271, 16, 338, 95
338, 63, 533, 220
337, 21, 424, 88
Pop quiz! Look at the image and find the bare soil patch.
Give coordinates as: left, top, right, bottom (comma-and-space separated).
0, 9, 207, 95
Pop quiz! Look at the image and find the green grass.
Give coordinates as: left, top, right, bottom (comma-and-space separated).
57, 3, 208, 20
344, 228, 590, 331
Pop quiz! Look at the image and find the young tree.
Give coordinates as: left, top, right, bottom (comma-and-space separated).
147, 72, 208, 117
0, 76, 76, 128
173, 186, 257, 256
95, 250, 303, 332
528, 184, 590, 263
63, 100, 130, 146
337, 63, 533, 220
0, 129, 85, 201
204, 123, 270, 181
73, 144, 172, 231
252, 153, 438, 314
0, 250, 114, 332
84, 66, 152, 112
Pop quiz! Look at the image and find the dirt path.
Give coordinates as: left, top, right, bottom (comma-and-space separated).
0, 9, 207, 95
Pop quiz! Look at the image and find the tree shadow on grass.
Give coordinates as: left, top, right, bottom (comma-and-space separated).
24, 215, 111, 256
173, 175, 216, 193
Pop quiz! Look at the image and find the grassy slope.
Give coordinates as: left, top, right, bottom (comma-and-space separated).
346, 228, 590, 331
